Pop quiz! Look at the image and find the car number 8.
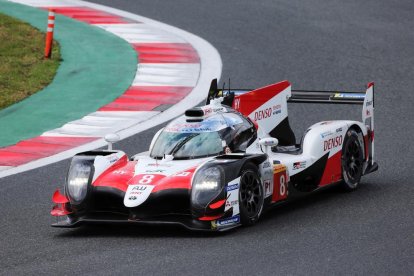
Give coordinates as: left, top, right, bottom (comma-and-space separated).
279, 174, 286, 196
139, 174, 154, 184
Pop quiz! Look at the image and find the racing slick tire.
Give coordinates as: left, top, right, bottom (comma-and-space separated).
239, 162, 264, 226
341, 129, 364, 191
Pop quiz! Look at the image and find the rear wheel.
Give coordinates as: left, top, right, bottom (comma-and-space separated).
341, 129, 364, 191
239, 163, 264, 225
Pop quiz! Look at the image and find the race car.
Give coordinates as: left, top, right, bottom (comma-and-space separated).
51, 79, 378, 231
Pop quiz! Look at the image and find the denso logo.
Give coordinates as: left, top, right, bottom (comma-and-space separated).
254, 108, 272, 121
324, 135, 343, 151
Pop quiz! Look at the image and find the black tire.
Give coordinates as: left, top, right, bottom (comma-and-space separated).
341, 129, 364, 191
239, 162, 264, 225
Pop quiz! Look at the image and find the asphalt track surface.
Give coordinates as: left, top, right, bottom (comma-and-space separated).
1, 0, 413, 275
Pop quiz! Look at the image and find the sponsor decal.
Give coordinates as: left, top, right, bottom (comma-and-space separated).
108, 155, 119, 164
293, 161, 306, 170
168, 127, 213, 132
173, 171, 191, 177
366, 110, 371, 116
336, 127, 343, 133
130, 191, 144, 195
124, 184, 155, 207
262, 161, 271, 169
145, 169, 166, 173
129, 185, 147, 196
264, 180, 272, 197
320, 121, 333, 125
212, 107, 226, 113
203, 107, 212, 116
334, 93, 365, 99
320, 131, 333, 138
147, 163, 173, 167
165, 122, 216, 133
132, 185, 148, 191
272, 104, 282, 115
324, 135, 343, 151
225, 199, 238, 208
201, 106, 226, 115
217, 215, 240, 226
227, 183, 239, 192
113, 170, 127, 175
254, 107, 272, 121
366, 100, 372, 106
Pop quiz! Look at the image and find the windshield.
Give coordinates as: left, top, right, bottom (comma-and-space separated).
150, 131, 223, 159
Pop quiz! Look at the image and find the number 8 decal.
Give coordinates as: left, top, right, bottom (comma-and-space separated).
139, 174, 154, 184
279, 174, 286, 196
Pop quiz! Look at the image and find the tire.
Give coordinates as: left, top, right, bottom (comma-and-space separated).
341, 129, 364, 191
239, 162, 264, 225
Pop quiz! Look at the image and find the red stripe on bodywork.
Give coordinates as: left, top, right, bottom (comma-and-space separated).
151, 167, 196, 192
233, 80, 290, 117
319, 150, 342, 186
198, 214, 223, 221
93, 160, 136, 191
209, 199, 226, 209
132, 43, 199, 63
98, 86, 193, 111
44, 7, 130, 24
0, 136, 97, 166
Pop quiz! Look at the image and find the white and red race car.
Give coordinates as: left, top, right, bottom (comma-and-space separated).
51, 79, 378, 231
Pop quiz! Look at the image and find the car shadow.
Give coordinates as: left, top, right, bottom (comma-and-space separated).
54, 181, 381, 239
54, 223, 231, 239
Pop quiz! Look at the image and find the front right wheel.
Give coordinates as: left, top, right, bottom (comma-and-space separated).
239, 163, 264, 225
341, 129, 364, 191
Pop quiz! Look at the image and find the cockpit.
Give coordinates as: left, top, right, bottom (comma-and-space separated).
150, 110, 256, 160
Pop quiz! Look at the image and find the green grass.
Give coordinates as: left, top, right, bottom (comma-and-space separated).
0, 12, 60, 110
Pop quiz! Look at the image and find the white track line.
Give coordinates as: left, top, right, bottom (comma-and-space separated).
133, 64, 200, 87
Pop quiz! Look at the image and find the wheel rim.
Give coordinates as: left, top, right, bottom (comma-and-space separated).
240, 171, 262, 218
343, 139, 362, 181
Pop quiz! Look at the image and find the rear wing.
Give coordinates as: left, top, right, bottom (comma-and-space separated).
207, 80, 374, 105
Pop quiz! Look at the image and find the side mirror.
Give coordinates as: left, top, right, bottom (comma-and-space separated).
104, 133, 120, 150
259, 137, 278, 154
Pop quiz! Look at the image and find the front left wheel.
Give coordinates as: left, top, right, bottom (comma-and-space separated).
239, 163, 264, 226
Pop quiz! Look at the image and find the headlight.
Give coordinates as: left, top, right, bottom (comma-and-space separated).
193, 167, 221, 190
66, 161, 92, 204
191, 166, 224, 208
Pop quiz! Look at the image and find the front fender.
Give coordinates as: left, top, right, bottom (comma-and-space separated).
190, 154, 267, 219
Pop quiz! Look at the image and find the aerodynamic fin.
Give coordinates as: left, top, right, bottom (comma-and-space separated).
362, 82, 375, 165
